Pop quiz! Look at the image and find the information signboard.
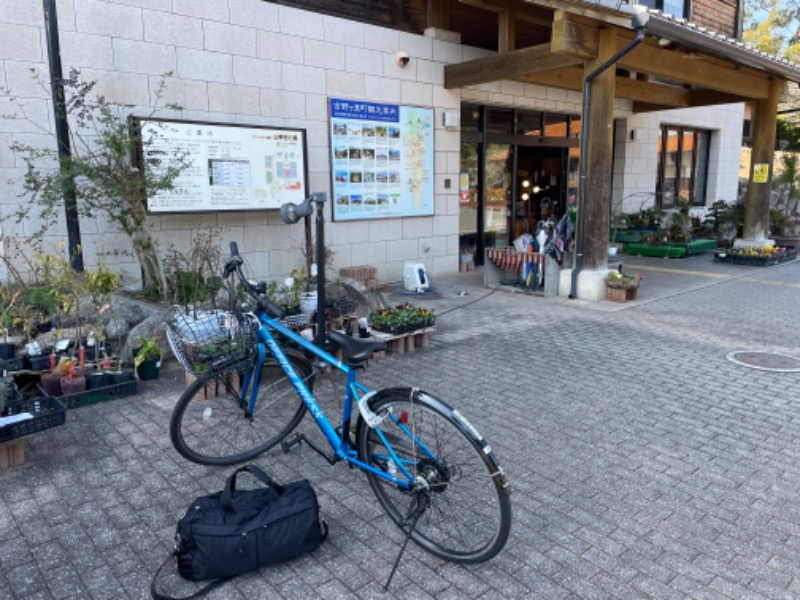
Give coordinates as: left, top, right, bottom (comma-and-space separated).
328, 98, 434, 221
135, 118, 308, 213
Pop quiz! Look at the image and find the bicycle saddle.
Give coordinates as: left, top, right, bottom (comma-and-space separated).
326, 330, 387, 364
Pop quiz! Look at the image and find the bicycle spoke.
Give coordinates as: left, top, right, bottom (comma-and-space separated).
170, 356, 312, 466
357, 389, 511, 563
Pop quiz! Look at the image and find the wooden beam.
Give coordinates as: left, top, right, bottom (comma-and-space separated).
459, 0, 552, 27
620, 41, 771, 100
551, 10, 597, 59
498, 11, 516, 53
550, 16, 771, 99
519, 0, 633, 28
519, 68, 693, 108
631, 89, 748, 112
444, 44, 583, 88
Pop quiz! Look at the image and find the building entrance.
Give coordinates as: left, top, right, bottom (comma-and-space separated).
458, 105, 581, 266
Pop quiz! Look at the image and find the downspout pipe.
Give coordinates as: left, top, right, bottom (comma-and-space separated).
570, 10, 649, 299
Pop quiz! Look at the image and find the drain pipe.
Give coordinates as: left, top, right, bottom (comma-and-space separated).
570, 10, 650, 299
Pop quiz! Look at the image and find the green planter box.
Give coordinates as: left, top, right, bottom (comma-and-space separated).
627, 239, 717, 258
626, 243, 687, 258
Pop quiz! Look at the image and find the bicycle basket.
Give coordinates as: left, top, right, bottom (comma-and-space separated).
166, 309, 255, 376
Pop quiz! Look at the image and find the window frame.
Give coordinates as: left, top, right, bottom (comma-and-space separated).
637, 0, 689, 20
656, 125, 710, 208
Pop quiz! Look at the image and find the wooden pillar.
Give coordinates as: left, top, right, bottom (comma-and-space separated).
742, 78, 783, 244
427, 0, 450, 29
582, 28, 617, 270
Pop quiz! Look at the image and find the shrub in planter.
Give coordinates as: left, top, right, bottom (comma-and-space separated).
134, 337, 162, 381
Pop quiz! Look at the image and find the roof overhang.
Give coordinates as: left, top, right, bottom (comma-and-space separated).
446, 0, 800, 112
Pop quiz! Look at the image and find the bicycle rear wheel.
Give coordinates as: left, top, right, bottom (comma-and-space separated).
356, 388, 511, 564
170, 354, 312, 466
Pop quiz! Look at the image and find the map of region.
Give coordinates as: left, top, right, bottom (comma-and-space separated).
401, 107, 434, 213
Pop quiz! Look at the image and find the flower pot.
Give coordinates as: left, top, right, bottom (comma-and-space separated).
85, 370, 111, 390
136, 357, 161, 381
40, 372, 62, 396
0, 343, 16, 360
606, 286, 628, 303
60, 374, 87, 395
300, 291, 318, 315
108, 368, 135, 385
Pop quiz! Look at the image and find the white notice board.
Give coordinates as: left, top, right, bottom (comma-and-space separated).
136, 118, 308, 213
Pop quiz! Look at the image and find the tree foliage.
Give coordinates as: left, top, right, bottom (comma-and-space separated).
743, 2, 800, 62
4, 69, 188, 299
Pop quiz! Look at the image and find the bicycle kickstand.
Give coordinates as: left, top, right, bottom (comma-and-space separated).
281, 432, 339, 465
383, 492, 430, 592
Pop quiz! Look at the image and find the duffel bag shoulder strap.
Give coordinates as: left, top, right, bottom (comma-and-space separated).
151, 551, 228, 600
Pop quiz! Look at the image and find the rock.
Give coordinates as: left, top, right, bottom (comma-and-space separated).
124, 313, 171, 364
104, 315, 129, 341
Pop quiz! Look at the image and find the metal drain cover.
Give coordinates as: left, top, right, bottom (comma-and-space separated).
726, 351, 800, 373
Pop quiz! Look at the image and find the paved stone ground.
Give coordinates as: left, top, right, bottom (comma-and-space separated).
1, 256, 799, 599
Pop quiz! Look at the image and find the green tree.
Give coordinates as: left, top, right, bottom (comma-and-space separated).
4, 69, 188, 299
743, 2, 800, 61
776, 152, 800, 215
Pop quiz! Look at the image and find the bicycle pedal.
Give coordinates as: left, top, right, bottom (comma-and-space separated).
281, 433, 303, 454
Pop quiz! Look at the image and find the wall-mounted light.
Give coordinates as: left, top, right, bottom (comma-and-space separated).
522, 179, 530, 188
533, 185, 541, 194
521, 193, 530, 201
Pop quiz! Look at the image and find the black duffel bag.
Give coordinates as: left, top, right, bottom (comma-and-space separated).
152, 464, 327, 599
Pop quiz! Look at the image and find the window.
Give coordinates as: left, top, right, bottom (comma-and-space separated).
638, 0, 688, 19
656, 126, 710, 207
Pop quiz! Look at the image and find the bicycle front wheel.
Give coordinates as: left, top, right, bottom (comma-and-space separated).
170, 354, 313, 466
356, 388, 511, 564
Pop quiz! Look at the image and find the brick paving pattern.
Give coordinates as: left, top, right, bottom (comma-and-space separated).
1, 257, 799, 598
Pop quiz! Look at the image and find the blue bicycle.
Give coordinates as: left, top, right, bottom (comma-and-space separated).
169, 242, 511, 563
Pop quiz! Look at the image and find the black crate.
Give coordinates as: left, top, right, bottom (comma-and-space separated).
36, 377, 138, 409
0, 396, 66, 443
0, 357, 25, 372
25, 354, 51, 371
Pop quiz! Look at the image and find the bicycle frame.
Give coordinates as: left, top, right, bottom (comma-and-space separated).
241, 310, 424, 491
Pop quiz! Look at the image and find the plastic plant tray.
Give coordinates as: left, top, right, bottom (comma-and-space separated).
36, 378, 138, 409
0, 396, 66, 443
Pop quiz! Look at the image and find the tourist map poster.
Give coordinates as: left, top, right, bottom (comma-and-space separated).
137, 118, 307, 213
328, 98, 434, 221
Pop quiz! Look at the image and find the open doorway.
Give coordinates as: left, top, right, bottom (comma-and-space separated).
512, 147, 567, 240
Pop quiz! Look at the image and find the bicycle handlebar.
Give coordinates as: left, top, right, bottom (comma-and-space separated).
223, 242, 286, 319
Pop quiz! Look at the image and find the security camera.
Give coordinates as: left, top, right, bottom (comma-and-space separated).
395, 51, 410, 68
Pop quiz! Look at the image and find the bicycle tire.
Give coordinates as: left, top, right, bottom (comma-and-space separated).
170, 354, 313, 466
355, 388, 512, 564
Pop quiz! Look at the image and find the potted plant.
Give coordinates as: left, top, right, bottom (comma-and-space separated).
0, 286, 22, 360
606, 270, 642, 303
59, 358, 87, 395
134, 336, 162, 381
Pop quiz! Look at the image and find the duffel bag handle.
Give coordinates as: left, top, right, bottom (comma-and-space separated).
221, 464, 284, 515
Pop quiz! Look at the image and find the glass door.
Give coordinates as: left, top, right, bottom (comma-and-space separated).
459, 141, 480, 262
483, 143, 512, 249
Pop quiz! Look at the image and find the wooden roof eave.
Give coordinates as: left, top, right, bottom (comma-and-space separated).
445, 6, 798, 105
